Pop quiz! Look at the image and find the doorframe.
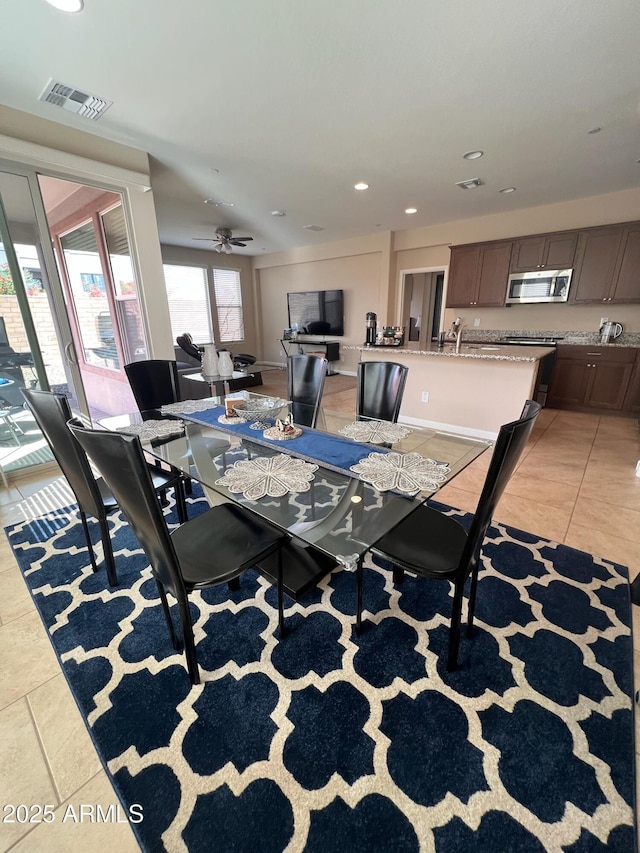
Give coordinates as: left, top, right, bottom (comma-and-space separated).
396, 265, 449, 342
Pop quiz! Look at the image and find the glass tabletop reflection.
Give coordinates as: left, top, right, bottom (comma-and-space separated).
100, 392, 491, 597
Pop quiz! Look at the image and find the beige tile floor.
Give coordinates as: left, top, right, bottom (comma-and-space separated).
0, 378, 638, 851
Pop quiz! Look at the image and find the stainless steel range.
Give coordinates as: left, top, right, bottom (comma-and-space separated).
496, 335, 562, 405
496, 335, 564, 346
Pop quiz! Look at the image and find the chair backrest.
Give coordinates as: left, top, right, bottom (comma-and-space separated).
21, 388, 104, 518
287, 354, 328, 428
176, 333, 202, 363
70, 423, 187, 601
125, 359, 182, 412
463, 400, 541, 574
356, 361, 408, 423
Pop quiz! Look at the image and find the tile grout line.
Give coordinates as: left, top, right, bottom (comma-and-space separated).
25, 687, 64, 806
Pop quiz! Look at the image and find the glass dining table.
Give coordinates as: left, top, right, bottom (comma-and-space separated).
100, 392, 492, 606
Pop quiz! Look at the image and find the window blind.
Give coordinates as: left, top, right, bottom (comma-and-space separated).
213, 268, 244, 342
163, 264, 212, 344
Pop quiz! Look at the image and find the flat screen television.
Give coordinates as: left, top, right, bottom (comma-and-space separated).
287, 289, 344, 336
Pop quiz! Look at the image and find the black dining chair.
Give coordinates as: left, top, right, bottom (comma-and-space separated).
70, 422, 288, 685
287, 354, 328, 428
356, 361, 408, 423
357, 400, 541, 671
124, 357, 230, 475
124, 359, 183, 414
21, 388, 187, 586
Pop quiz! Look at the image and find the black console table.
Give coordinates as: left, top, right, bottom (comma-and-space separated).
280, 339, 340, 375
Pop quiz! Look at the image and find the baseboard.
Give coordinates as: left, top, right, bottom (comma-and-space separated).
399, 414, 498, 441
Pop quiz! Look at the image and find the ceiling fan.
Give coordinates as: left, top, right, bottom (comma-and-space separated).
193, 226, 253, 253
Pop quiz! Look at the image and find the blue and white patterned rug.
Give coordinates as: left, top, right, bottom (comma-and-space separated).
4, 485, 636, 852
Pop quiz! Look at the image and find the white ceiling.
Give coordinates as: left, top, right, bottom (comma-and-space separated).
1, 0, 639, 255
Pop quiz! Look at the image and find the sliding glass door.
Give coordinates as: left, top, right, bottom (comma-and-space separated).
0, 169, 79, 479
0, 161, 147, 480
39, 175, 145, 420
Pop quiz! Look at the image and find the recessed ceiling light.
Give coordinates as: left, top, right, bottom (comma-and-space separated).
455, 178, 485, 190
45, 0, 84, 10
271, 210, 286, 216
499, 187, 516, 194
587, 127, 602, 134
463, 150, 484, 160
405, 207, 418, 214
354, 182, 369, 191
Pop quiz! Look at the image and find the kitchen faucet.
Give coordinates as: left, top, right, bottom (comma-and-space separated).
446, 317, 465, 352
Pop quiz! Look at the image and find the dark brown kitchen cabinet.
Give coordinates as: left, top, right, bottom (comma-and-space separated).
548, 345, 636, 411
510, 232, 578, 273
446, 246, 479, 307
570, 226, 624, 303
447, 241, 510, 307
623, 354, 640, 413
610, 223, 640, 303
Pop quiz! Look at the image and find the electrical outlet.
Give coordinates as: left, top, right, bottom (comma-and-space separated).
473, 317, 480, 327
421, 391, 429, 402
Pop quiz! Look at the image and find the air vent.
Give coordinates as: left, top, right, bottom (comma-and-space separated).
38, 78, 112, 120
455, 178, 485, 190
303, 224, 325, 232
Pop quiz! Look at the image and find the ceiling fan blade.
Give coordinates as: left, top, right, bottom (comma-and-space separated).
230, 241, 246, 247
193, 238, 217, 241
232, 236, 253, 242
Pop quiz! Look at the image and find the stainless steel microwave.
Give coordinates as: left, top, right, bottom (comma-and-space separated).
506, 269, 572, 304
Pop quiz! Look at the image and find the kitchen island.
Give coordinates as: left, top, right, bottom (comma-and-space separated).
348, 343, 554, 437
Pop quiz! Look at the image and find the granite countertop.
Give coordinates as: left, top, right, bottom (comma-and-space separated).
347, 343, 554, 363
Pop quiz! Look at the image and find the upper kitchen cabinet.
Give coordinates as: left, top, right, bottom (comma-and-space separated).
610, 223, 640, 303
510, 232, 578, 273
447, 241, 510, 307
570, 225, 624, 303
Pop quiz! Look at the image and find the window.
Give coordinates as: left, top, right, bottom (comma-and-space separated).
163, 264, 245, 345
213, 268, 244, 343
163, 264, 212, 343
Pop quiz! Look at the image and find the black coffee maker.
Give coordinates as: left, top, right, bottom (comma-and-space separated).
365, 312, 377, 345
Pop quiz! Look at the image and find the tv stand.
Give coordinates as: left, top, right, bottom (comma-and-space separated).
280, 338, 340, 375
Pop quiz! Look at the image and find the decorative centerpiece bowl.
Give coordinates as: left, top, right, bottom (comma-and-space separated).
231, 397, 289, 430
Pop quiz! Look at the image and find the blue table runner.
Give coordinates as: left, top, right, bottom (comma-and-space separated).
181, 405, 385, 476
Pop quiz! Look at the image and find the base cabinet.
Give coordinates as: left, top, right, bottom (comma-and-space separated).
623, 357, 640, 413
548, 346, 636, 412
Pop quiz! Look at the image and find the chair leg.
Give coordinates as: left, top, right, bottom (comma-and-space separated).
447, 581, 465, 672
155, 579, 183, 651
355, 555, 363, 635
79, 511, 99, 574
178, 597, 200, 685
392, 566, 405, 584
466, 564, 480, 637
228, 576, 240, 592
175, 479, 188, 524
183, 475, 193, 495
99, 517, 118, 586
277, 550, 285, 637
309, 479, 316, 521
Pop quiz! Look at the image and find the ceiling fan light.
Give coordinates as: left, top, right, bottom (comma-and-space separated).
223, 243, 232, 254
215, 244, 223, 253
